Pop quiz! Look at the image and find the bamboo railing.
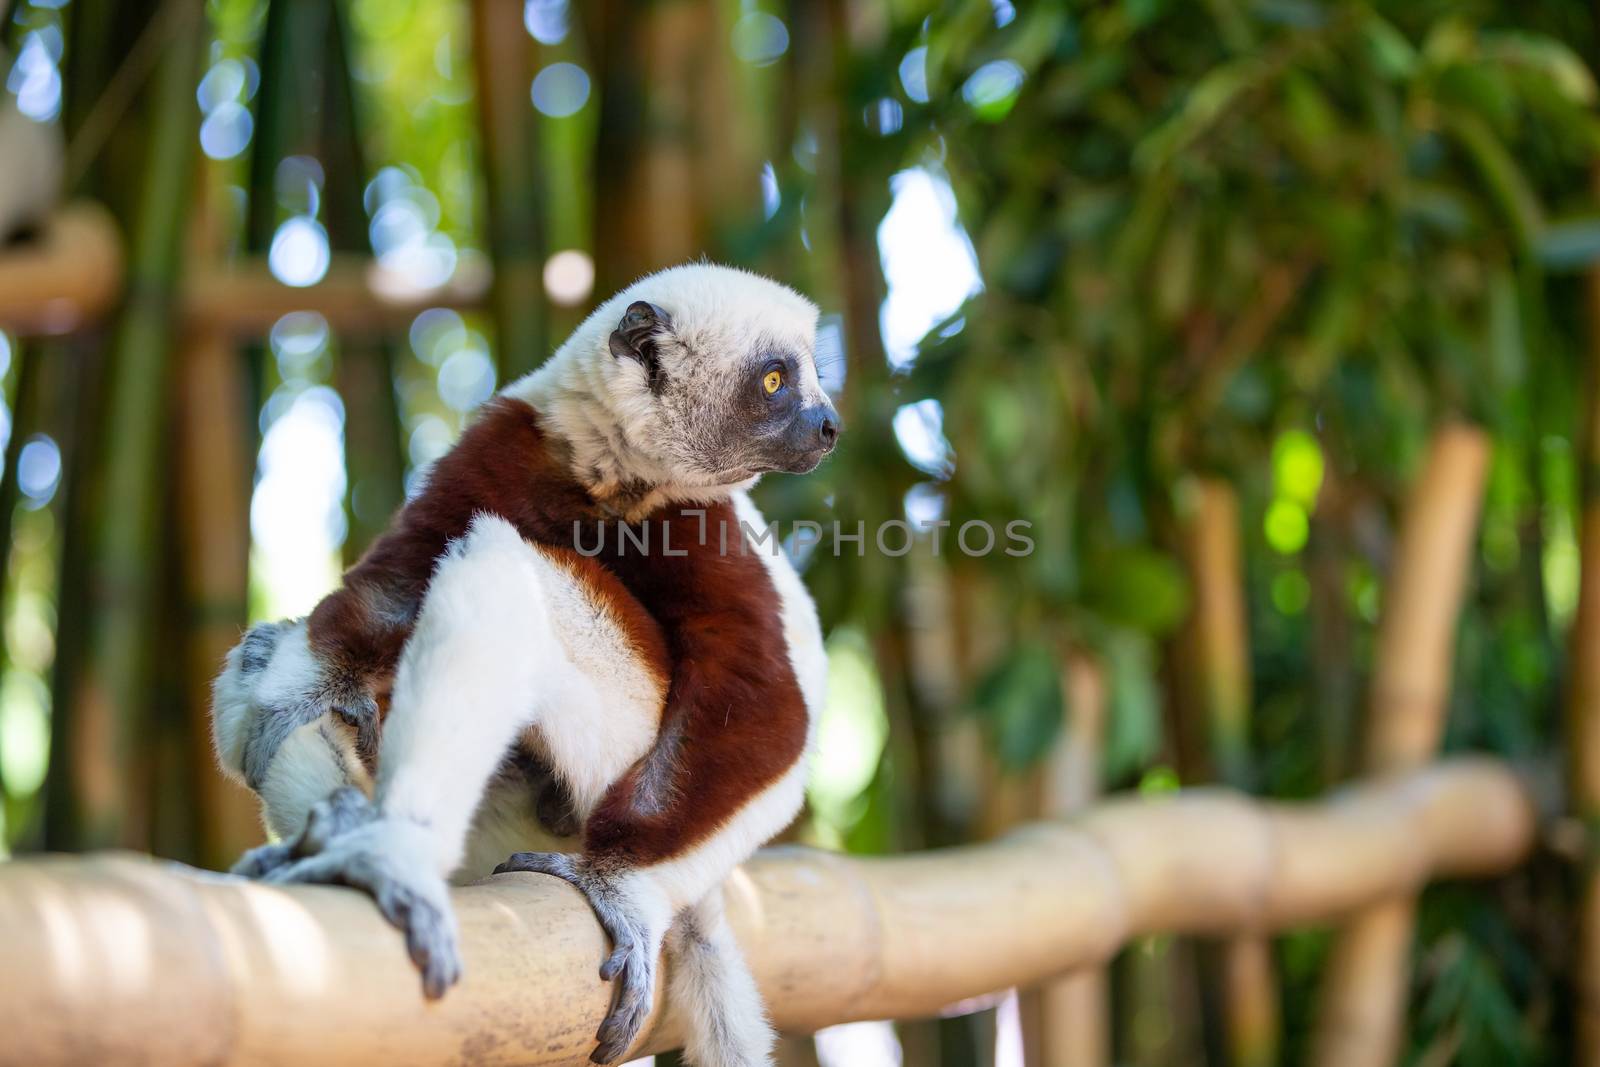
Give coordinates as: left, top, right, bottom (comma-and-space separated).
0, 759, 1533, 1067
0, 203, 123, 336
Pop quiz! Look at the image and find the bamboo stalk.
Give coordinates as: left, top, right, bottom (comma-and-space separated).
1570, 193, 1600, 1067
69, 2, 206, 849
320, 0, 404, 561
0, 334, 38, 818
1021, 652, 1110, 1067
0, 203, 123, 337
470, 0, 547, 379
173, 325, 260, 868
1178, 479, 1280, 1067
1309, 424, 1490, 1067
0, 759, 1533, 1067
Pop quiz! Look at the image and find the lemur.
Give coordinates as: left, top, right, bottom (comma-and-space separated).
211, 264, 836, 1067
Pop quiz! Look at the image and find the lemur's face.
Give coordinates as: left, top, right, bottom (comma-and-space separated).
609, 295, 840, 485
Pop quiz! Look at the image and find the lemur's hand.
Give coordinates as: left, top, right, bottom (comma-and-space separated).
495, 851, 671, 1064
260, 787, 463, 999
212, 619, 383, 789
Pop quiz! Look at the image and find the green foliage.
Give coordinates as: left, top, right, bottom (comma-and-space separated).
795, 1, 1600, 1060
973, 641, 1063, 771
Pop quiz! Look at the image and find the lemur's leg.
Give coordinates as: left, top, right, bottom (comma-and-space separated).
260, 514, 663, 999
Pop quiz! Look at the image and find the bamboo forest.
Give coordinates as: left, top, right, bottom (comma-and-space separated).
4, 1, 1600, 1066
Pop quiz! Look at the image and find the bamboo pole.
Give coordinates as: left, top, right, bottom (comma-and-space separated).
1309, 424, 1491, 1067
0, 759, 1532, 1067
470, 0, 547, 379
173, 325, 261, 868
0, 203, 123, 336
69, 1, 206, 849
321, 0, 404, 561
1570, 199, 1600, 1067
1020, 653, 1111, 1067
1179, 479, 1279, 1067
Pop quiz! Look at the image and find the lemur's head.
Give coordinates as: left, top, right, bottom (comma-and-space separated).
521, 264, 840, 499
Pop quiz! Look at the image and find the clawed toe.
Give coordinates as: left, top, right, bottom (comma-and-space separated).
494, 850, 576, 879
230, 840, 294, 878
494, 851, 660, 1063
375, 879, 463, 999
248, 807, 461, 1001
294, 786, 375, 856
592, 949, 653, 1063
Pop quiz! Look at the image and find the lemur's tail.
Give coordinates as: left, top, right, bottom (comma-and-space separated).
666, 890, 775, 1067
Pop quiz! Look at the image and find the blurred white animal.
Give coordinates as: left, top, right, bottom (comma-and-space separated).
0, 34, 64, 242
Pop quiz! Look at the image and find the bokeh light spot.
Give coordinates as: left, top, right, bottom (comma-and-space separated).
899, 46, 929, 104
1272, 429, 1324, 506
543, 249, 595, 306
962, 59, 1024, 121
1264, 499, 1309, 555
523, 0, 569, 44
878, 169, 982, 368
16, 435, 60, 506
199, 101, 253, 160
437, 345, 497, 412
409, 308, 468, 367
531, 62, 591, 118
893, 399, 954, 478
732, 12, 789, 66
269, 216, 331, 288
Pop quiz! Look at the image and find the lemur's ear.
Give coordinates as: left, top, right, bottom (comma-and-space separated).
609, 301, 671, 389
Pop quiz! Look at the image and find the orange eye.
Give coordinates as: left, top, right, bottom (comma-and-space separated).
763, 369, 783, 395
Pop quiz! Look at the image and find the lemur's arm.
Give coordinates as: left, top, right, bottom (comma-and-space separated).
583, 499, 810, 874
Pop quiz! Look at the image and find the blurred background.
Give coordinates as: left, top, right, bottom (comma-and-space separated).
3, 0, 1600, 1065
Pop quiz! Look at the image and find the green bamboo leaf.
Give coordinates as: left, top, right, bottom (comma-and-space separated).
973, 642, 1065, 771
1102, 633, 1162, 782
1486, 268, 1524, 391
1133, 58, 1267, 172
1480, 31, 1597, 104
1082, 547, 1191, 634
1443, 109, 1543, 249
1360, 12, 1418, 79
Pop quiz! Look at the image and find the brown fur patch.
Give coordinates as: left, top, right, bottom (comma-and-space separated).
583, 500, 809, 866
304, 397, 807, 865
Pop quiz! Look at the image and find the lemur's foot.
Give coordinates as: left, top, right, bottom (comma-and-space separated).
229, 782, 373, 878
495, 851, 661, 1064
261, 788, 462, 999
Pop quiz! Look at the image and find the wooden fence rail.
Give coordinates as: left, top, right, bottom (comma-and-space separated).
0, 758, 1534, 1067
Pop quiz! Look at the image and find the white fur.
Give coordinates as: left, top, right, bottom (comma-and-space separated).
257, 719, 371, 842
376, 514, 661, 876
504, 264, 825, 515
231, 266, 832, 1067
210, 640, 257, 784
668, 890, 775, 1067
